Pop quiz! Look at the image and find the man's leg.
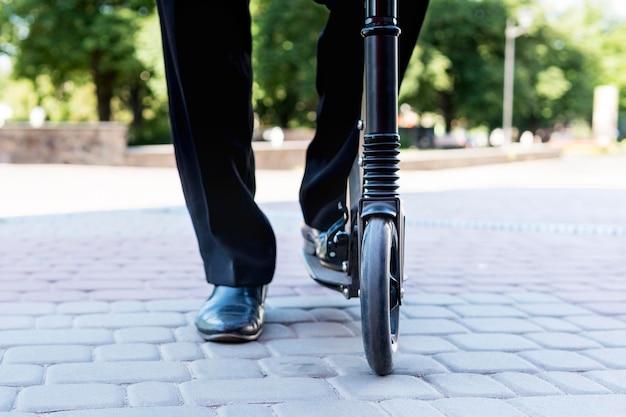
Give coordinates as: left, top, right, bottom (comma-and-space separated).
299, 0, 430, 259
157, 0, 276, 287
156, 0, 274, 341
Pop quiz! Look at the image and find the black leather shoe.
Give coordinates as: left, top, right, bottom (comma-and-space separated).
301, 218, 349, 271
195, 285, 266, 342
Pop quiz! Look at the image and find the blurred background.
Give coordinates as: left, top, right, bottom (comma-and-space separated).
0, 0, 623, 150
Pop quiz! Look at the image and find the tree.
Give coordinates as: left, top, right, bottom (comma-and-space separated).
400, 0, 610, 138
402, 0, 509, 133
252, 0, 327, 128
4, 0, 156, 122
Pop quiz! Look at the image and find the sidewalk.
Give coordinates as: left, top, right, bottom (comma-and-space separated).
0, 151, 625, 416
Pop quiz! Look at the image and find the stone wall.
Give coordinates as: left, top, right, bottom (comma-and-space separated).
0, 122, 127, 165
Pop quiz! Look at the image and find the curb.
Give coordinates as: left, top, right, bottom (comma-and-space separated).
125, 141, 562, 170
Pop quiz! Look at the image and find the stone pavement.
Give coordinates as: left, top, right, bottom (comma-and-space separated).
0, 150, 626, 416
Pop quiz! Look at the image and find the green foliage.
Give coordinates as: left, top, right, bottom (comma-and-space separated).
4, 0, 156, 123
1, 0, 625, 142
252, 0, 327, 129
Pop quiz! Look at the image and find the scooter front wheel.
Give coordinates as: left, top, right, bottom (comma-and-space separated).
360, 215, 400, 375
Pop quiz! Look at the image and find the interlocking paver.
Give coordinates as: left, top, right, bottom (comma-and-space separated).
584, 370, 626, 393
45, 361, 191, 384
425, 372, 516, 398
15, 384, 124, 413
2, 345, 92, 364
445, 332, 540, 351
518, 349, 606, 372
329, 374, 442, 400
507, 394, 626, 417
537, 371, 613, 394
431, 397, 530, 417
492, 371, 563, 396
2, 153, 626, 415
433, 351, 538, 373
126, 382, 182, 407
179, 377, 338, 405
0, 365, 43, 386
272, 400, 390, 417
93, 343, 161, 361
189, 359, 264, 379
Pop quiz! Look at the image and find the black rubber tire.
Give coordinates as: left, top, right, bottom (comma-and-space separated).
360, 216, 400, 375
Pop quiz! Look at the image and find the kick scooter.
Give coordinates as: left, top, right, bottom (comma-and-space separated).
302, 0, 405, 376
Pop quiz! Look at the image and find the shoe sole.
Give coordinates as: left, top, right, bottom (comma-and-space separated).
198, 330, 262, 343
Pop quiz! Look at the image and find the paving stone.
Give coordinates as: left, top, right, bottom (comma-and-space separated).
93, 343, 161, 361
0, 365, 43, 386
457, 318, 543, 333
524, 332, 603, 350
46, 407, 217, 417
508, 394, 626, 417
1, 345, 92, 364
0, 302, 56, 316
433, 351, 538, 373
180, 377, 338, 405
56, 301, 111, 314
126, 382, 182, 406
515, 302, 593, 317
258, 356, 337, 378
519, 350, 606, 372
217, 404, 274, 417
289, 322, 355, 338
200, 341, 271, 359
582, 348, 626, 368
445, 333, 540, 351
159, 342, 205, 361
584, 370, 626, 393
189, 359, 264, 379
34, 315, 74, 328
74, 312, 187, 328
379, 398, 447, 417
0, 329, 113, 346
448, 304, 527, 318
583, 330, 626, 347
328, 374, 442, 400
400, 318, 470, 335
529, 317, 582, 332
492, 372, 563, 396
0, 316, 34, 330
323, 354, 374, 375
564, 315, 626, 331
46, 361, 191, 384
265, 308, 317, 324
431, 397, 530, 417
259, 323, 297, 340
401, 305, 459, 319
424, 373, 516, 398
15, 383, 124, 413
308, 307, 354, 322
398, 335, 459, 354
273, 400, 389, 417
0, 386, 17, 411
265, 337, 363, 356
113, 327, 175, 344
538, 371, 613, 394
392, 353, 449, 376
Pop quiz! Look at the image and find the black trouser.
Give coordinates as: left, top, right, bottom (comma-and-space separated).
156, 0, 429, 287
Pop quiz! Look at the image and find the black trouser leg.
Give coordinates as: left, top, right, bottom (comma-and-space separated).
156, 0, 276, 287
300, 0, 430, 230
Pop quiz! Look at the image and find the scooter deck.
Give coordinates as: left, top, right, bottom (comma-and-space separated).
300, 251, 352, 288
